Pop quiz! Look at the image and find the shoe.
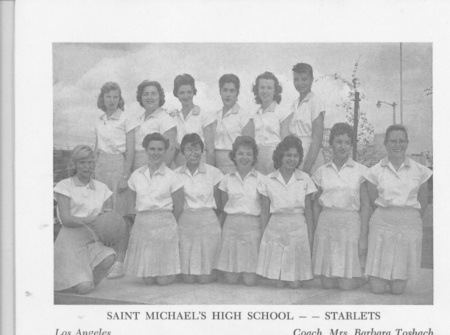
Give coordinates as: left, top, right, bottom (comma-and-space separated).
108, 262, 125, 279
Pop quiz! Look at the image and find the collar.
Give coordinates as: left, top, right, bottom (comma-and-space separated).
139, 162, 167, 177
100, 110, 122, 121
220, 103, 240, 117
179, 162, 207, 175
72, 176, 96, 190
231, 168, 258, 178
141, 107, 164, 121
173, 105, 201, 118
297, 92, 314, 107
381, 156, 411, 168
271, 168, 304, 181
326, 157, 355, 168
258, 101, 278, 114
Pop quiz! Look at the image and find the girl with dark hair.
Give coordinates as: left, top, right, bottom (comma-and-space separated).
256, 135, 316, 288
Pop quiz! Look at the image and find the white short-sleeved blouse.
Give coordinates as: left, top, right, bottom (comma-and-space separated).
54, 177, 112, 217
219, 168, 263, 216
94, 110, 137, 154
257, 169, 317, 214
134, 108, 177, 151
128, 163, 182, 212
175, 163, 223, 210
312, 158, 368, 211
365, 157, 432, 209
174, 105, 215, 145
214, 103, 252, 150
252, 101, 292, 147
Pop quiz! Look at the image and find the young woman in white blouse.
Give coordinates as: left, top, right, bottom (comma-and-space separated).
175, 133, 223, 284
124, 133, 184, 286
365, 124, 432, 295
217, 136, 265, 286
312, 123, 370, 290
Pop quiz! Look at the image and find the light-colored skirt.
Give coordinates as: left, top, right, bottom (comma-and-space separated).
365, 207, 422, 281
256, 213, 313, 281
132, 150, 148, 171
54, 225, 115, 291
124, 211, 181, 277
95, 152, 134, 216
254, 145, 276, 175
179, 209, 221, 275
217, 214, 262, 273
312, 209, 362, 278
298, 136, 325, 175
215, 150, 236, 174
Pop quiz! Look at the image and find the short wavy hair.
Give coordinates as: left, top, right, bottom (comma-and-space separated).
384, 124, 409, 144
180, 133, 204, 155
219, 74, 240, 94
173, 74, 197, 97
329, 122, 354, 146
229, 136, 258, 166
292, 63, 314, 78
136, 80, 165, 108
142, 132, 170, 150
252, 71, 282, 105
272, 135, 304, 170
97, 82, 125, 112
67, 145, 95, 177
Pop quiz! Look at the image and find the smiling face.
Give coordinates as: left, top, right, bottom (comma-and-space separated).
293, 71, 313, 96
331, 133, 352, 162
142, 85, 160, 112
183, 142, 203, 166
385, 130, 408, 160
146, 140, 166, 166
258, 78, 275, 106
75, 155, 96, 181
235, 145, 255, 171
281, 147, 300, 171
220, 82, 238, 109
177, 84, 195, 108
103, 89, 120, 113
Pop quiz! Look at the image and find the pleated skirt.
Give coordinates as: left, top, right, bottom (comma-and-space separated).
254, 145, 276, 175
256, 213, 313, 281
54, 226, 115, 291
215, 150, 236, 174
179, 209, 221, 275
95, 152, 134, 216
312, 209, 362, 278
365, 207, 422, 281
124, 211, 181, 277
217, 214, 262, 273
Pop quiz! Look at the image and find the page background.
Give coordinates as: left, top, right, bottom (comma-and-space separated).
15, 0, 450, 334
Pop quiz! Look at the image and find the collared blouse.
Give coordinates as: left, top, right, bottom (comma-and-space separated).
54, 176, 112, 218
312, 158, 368, 211
219, 168, 263, 216
134, 108, 177, 151
174, 105, 215, 145
289, 92, 326, 140
252, 101, 291, 147
214, 103, 252, 150
94, 110, 137, 154
257, 169, 317, 214
175, 163, 223, 210
128, 163, 182, 212
365, 156, 432, 209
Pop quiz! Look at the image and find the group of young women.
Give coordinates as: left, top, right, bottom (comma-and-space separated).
54, 63, 432, 298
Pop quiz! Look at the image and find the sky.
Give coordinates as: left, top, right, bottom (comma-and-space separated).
53, 43, 432, 154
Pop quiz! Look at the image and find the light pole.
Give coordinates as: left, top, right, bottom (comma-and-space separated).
376, 100, 397, 124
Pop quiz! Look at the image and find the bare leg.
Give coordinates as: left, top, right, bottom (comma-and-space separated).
74, 281, 94, 295
108, 218, 131, 279
224, 272, 241, 285
272, 279, 286, 288
369, 276, 387, 294
93, 254, 116, 286
288, 280, 302, 289
242, 273, 257, 286
143, 277, 156, 285
198, 273, 216, 284
390, 279, 408, 295
156, 275, 177, 286
338, 277, 365, 291
320, 276, 338, 289
182, 274, 197, 284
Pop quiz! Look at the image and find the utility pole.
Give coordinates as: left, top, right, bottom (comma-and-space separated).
352, 78, 360, 160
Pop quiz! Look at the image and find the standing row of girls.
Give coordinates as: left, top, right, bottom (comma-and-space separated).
54, 62, 432, 296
